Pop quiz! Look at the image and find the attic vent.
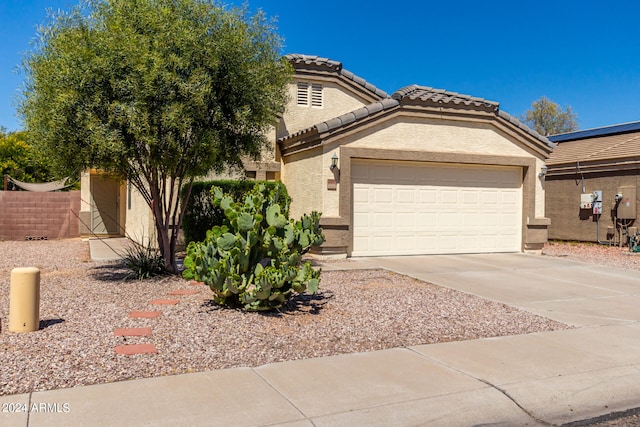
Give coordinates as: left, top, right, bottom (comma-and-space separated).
297, 82, 309, 106
296, 82, 323, 108
311, 84, 323, 107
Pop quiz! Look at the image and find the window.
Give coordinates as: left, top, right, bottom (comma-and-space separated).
297, 82, 323, 107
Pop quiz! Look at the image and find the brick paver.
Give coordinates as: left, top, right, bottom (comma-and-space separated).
115, 344, 158, 355
128, 310, 162, 319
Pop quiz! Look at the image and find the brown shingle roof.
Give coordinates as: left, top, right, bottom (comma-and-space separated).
547, 131, 640, 166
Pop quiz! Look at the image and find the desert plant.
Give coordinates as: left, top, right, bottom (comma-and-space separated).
122, 240, 167, 280
182, 182, 324, 311
181, 180, 291, 246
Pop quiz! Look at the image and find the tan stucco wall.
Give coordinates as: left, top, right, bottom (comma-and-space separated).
345, 117, 533, 157
280, 150, 323, 220
278, 80, 370, 139
80, 171, 91, 214
125, 183, 154, 245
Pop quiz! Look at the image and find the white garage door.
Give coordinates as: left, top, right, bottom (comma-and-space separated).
352, 160, 522, 256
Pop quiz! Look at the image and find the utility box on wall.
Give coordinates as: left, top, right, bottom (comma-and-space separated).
617, 186, 637, 219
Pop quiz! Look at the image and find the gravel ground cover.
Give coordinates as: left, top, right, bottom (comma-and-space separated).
0, 238, 572, 396
542, 240, 640, 271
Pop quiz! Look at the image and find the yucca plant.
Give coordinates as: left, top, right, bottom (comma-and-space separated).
122, 240, 167, 280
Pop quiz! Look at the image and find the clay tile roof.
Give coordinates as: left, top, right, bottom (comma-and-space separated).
498, 110, 554, 150
286, 54, 389, 99
392, 84, 499, 111
286, 54, 342, 71
280, 98, 400, 141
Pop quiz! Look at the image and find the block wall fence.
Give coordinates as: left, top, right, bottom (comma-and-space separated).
0, 191, 81, 241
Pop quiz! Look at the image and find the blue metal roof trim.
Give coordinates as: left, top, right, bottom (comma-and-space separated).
549, 121, 640, 143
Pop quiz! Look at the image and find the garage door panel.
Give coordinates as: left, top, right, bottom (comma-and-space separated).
373, 236, 393, 251
438, 212, 458, 227
440, 190, 458, 204
352, 161, 522, 256
439, 235, 459, 250
397, 212, 416, 228
499, 213, 518, 227
373, 188, 393, 203
462, 191, 480, 205
418, 236, 438, 251
461, 212, 479, 227
353, 187, 370, 205
397, 235, 416, 251
501, 191, 518, 205
397, 189, 415, 203
374, 213, 393, 227
420, 189, 437, 204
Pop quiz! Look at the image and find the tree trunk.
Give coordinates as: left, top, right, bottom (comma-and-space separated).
152, 200, 178, 274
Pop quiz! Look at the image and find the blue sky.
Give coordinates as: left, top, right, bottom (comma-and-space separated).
1, 0, 639, 132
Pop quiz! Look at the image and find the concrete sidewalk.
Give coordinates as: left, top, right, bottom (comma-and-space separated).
3, 253, 640, 426
87, 237, 129, 261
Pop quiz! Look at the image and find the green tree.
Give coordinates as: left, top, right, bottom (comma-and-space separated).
522, 96, 579, 136
20, 0, 292, 273
0, 129, 56, 186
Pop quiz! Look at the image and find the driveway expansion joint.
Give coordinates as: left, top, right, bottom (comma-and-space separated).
475, 377, 555, 426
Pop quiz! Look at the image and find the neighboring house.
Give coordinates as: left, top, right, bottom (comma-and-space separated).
82, 54, 555, 256
546, 121, 640, 244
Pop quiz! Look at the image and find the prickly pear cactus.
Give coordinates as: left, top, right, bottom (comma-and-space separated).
182, 182, 324, 311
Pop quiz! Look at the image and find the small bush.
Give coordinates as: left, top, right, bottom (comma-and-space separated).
182, 182, 324, 311
181, 180, 291, 247
122, 240, 167, 280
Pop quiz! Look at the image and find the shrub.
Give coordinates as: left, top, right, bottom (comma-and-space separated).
181, 180, 290, 246
182, 182, 324, 311
122, 240, 167, 280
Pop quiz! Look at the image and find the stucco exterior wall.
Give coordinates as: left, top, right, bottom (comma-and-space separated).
79, 171, 91, 234
280, 150, 323, 220
278, 80, 370, 139
125, 183, 154, 245
345, 117, 533, 157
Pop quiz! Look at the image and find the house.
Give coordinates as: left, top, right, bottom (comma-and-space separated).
278, 55, 553, 256
546, 121, 640, 244
82, 54, 555, 256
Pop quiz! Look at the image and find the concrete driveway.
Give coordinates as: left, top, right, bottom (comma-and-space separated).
352, 252, 640, 327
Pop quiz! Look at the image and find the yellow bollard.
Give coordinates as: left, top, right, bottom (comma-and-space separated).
9, 267, 41, 333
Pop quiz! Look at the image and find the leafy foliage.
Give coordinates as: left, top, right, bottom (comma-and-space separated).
0, 129, 58, 187
181, 179, 291, 246
522, 96, 579, 136
182, 182, 324, 311
122, 240, 167, 280
20, 0, 292, 272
